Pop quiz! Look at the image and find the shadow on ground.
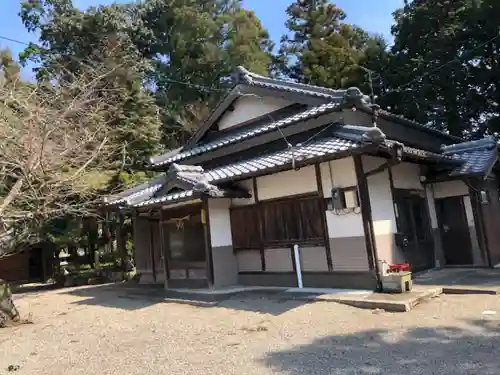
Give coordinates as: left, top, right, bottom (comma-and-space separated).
262, 318, 500, 374
57, 283, 313, 315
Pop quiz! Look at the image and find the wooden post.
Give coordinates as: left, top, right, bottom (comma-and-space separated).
87, 217, 98, 268
116, 211, 126, 270
201, 199, 214, 289
158, 218, 169, 290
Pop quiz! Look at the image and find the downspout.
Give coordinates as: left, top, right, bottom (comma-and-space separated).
293, 244, 303, 288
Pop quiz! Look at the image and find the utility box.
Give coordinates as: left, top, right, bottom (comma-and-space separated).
380, 262, 412, 293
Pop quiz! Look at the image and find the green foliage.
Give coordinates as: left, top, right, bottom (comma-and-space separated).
277, 0, 389, 92
19, 0, 275, 148
384, 0, 500, 137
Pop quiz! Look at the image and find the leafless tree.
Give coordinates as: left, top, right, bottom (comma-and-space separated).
0, 60, 135, 245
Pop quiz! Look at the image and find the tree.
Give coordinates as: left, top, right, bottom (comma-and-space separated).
385, 0, 500, 137
277, 0, 389, 94
0, 58, 152, 245
19, 0, 275, 148
0, 48, 21, 87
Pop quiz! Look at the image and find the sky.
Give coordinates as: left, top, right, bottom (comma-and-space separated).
0, 0, 404, 78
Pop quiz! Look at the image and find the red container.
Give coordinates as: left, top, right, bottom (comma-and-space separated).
389, 263, 411, 273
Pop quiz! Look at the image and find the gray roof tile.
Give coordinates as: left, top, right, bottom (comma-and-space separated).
150, 102, 341, 167
442, 137, 498, 177
103, 175, 167, 206
204, 135, 361, 183
235, 66, 358, 100
133, 190, 195, 208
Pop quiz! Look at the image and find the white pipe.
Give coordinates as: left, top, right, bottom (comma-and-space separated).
293, 244, 303, 288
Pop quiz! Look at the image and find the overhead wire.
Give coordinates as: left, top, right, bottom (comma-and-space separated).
6, 31, 499, 157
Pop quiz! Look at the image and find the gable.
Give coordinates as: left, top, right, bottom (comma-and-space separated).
341, 108, 457, 152
217, 95, 294, 131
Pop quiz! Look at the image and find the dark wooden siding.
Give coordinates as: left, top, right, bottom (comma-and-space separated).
230, 195, 325, 250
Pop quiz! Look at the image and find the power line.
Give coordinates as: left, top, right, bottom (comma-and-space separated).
0, 34, 229, 93
0, 35, 30, 46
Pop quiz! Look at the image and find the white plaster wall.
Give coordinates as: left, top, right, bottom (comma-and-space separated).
319, 157, 357, 194
230, 179, 255, 207
326, 214, 364, 238
218, 96, 292, 131
432, 180, 469, 198
363, 156, 397, 236
391, 162, 423, 190
319, 157, 365, 238
208, 199, 232, 247
256, 165, 317, 200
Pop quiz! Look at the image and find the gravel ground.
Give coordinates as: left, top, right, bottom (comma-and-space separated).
2, 284, 500, 375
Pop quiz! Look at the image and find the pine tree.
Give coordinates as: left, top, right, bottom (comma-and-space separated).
278, 0, 389, 93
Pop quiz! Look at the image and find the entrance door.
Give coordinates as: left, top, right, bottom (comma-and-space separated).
436, 196, 473, 265
394, 190, 435, 272
161, 205, 208, 288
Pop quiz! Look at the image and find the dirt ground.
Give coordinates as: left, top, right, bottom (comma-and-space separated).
2, 284, 500, 375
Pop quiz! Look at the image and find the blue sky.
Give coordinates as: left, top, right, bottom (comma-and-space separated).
1, 0, 404, 77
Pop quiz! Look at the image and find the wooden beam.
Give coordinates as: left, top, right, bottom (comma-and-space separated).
202, 199, 215, 288
315, 163, 333, 271
354, 155, 382, 291
116, 211, 126, 269
252, 177, 266, 272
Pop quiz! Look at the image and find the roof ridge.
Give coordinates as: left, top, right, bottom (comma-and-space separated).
235, 66, 349, 97
149, 102, 341, 168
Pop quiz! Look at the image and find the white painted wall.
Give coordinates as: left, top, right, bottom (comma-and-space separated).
432, 180, 469, 198
256, 165, 317, 200
363, 156, 397, 236
391, 162, 423, 190
318, 157, 365, 238
208, 199, 232, 247
319, 157, 357, 194
217, 96, 292, 131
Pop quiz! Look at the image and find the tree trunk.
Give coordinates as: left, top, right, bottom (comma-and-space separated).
0, 279, 20, 328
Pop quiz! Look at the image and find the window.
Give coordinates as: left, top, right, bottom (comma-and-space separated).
230, 196, 325, 249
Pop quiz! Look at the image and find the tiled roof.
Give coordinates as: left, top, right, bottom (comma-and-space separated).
133, 190, 195, 208
442, 137, 498, 177
106, 126, 385, 209
103, 175, 167, 206
130, 136, 363, 208
204, 135, 362, 183
234, 66, 362, 100
149, 102, 342, 168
